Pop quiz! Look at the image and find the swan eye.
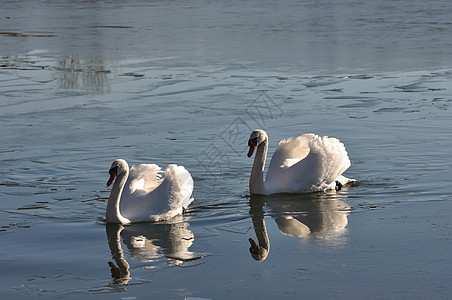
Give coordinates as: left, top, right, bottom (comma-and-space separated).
248, 137, 258, 147
109, 166, 119, 176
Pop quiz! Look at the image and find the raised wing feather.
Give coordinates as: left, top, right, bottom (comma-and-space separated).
265, 134, 351, 193
127, 164, 163, 193
267, 133, 315, 172
120, 164, 193, 222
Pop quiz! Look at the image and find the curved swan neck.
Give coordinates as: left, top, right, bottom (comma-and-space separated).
250, 138, 268, 195
106, 224, 131, 281
253, 213, 269, 252
106, 171, 130, 224
249, 198, 269, 261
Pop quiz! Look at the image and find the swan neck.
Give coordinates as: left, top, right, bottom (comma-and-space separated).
250, 198, 270, 261
106, 171, 129, 224
253, 213, 270, 252
106, 224, 131, 282
250, 138, 268, 195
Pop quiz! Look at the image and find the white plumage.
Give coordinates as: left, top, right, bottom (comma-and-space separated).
247, 129, 354, 195
106, 159, 194, 224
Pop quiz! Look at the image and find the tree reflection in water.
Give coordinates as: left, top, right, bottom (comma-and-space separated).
248, 192, 351, 261
56, 56, 110, 93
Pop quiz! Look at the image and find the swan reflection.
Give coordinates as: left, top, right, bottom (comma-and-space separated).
248, 192, 350, 261
106, 216, 196, 284
106, 224, 131, 284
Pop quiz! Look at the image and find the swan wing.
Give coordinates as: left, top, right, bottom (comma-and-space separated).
275, 216, 311, 238
127, 164, 163, 193
265, 133, 315, 188
289, 135, 351, 191
160, 164, 194, 211
267, 134, 315, 172
120, 164, 194, 222
266, 134, 351, 193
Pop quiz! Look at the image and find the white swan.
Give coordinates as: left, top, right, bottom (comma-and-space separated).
106, 159, 194, 224
247, 129, 354, 195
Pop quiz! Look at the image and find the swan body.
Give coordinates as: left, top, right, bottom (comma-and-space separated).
106, 159, 194, 224
247, 129, 354, 195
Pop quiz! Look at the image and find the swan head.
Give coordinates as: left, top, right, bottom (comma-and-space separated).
247, 129, 268, 157
107, 159, 129, 186
248, 238, 269, 261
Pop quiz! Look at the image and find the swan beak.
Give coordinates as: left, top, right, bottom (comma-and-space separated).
248, 238, 258, 249
247, 144, 257, 157
108, 261, 120, 279
107, 174, 116, 186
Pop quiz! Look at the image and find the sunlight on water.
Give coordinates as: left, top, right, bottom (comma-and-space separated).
1, 0, 452, 299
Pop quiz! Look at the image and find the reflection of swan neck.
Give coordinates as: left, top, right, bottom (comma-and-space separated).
106, 224, 131, 282
250, 138, 268, 195
106, 171, 129, 224
249, 198, 270, 261
254, 214, 270, 251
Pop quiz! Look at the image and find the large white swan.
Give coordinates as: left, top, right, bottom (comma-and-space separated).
247, 129, 354, 195
106, 159, 194, 224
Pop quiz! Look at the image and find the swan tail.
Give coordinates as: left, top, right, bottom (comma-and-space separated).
165, 164, 194, 211
336, 175, 356, 186
308, 135, 351, 190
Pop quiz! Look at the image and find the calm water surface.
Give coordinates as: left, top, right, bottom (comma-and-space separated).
1, 0, 452, 299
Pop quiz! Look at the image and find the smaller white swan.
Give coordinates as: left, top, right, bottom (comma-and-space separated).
106, 159, 194, 224
247, 129, 355, 195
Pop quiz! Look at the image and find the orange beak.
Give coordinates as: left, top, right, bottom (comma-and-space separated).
247, 144, 257, 157
107, 174, 116, 186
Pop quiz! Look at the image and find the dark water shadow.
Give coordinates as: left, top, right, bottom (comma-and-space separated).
248, 192, 350, 261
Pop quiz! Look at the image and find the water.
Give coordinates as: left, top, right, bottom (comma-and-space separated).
1, 0, 452, 299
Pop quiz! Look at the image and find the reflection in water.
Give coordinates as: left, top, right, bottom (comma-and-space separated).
106, 217, 197, 285
248, 197, 270, 261
1, 53, 111, 93
56, 56, 110, 93
248, 192, 350, 261
106, 224, 131, 285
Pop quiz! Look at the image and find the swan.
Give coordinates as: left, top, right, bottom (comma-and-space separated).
106, 159, 194, 224
247, 129, 354, 195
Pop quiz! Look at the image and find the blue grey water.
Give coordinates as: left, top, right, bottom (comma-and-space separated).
1, 0, 452, 299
